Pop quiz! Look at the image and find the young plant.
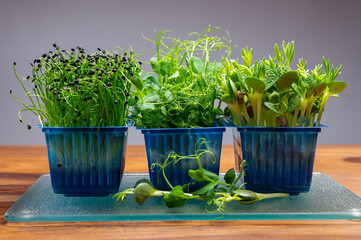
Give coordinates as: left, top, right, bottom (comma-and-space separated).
220, 41, 347, 127
130, 26, 234, 128
11, 44, 142, 128
114, 138, 289, 214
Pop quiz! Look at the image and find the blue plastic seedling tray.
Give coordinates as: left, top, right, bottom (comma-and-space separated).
5, 172, 361, 222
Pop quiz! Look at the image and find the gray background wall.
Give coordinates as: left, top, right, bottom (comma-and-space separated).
1, 0, 360, 145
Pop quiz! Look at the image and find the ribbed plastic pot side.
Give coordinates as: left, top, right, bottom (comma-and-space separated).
233, 126, 326, 195
42, 127, 128, 196
141, 127, 226, 192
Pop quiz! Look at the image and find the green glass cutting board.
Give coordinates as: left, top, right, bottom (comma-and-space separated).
5, 173, 361, 222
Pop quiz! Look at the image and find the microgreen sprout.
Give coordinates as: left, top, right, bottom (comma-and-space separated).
114, 138, 289, 215
130, 26, 234, 128
11, 44, 142, 127
220, 41, 347, 127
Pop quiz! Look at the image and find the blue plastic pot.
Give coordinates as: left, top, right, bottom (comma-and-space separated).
233, 126, 325, 195
42, 127, 128, 196
141, 127, 225, 192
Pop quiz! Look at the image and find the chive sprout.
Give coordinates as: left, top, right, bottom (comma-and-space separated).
11, 45, 142, 128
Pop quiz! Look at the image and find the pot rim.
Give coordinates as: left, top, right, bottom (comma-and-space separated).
236, 124, 327, 133
36, 125, 128, 133
140, 126, 226, 134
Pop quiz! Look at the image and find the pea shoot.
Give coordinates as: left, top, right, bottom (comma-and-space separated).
114, 138, 289, 214
221, 41, 347, 127
130, 25, 234, 128
11, 44, 142, 128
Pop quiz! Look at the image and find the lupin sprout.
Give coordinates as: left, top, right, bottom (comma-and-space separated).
11, 44, 143, 128
220, 41, 347, 127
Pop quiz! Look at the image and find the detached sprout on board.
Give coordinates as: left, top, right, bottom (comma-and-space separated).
114, 138, 289, 215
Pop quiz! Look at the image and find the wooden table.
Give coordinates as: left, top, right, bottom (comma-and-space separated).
0, 145, 361, 239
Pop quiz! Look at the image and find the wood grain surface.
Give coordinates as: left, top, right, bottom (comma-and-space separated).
1, 145, 361, 239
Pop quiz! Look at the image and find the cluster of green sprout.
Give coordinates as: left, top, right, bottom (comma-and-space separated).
11, 44, 142, 128
11, 28, 346, 129
220, 41, 347, 127
130, 25, 234, 128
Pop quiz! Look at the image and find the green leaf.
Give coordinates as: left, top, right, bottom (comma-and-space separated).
162, 186, 189, 208
191, 181, 218, 195
159, 61, 167, 76
313, 82, 327, 97
227, 78, 238, 102
144, 91, 159, 103
131, 107, 140, 115
264, 102, 283, 114
188, 169, 219, 183
327, 81, 347, 94
127, 96, 138, 106
198, 75, 207, 89
144, 75, 160, 90
274, 43, 282, 63
134, 179, 155, 189
203, 169, 219, 182
230, 72, 241, 83
291, 83, 302, 97
188, 169, 205, 183
245, 77, 265, 93
130, 75, 143, 90
264, 70, 279, 90
276, 71, 298, 91
190, 56, 205, 74
164, 90, 174, 101
206, 62, 223, 76
150, 56, 159, 72
138, 103, 155, 111
224, 168, 236, 184
205, 189, 215, 201
161, 106, 168, 116
285, 94, 300, 113
178, 68, 189, 79
221, 94, 233, 104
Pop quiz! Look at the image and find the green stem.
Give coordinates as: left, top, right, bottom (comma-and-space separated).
13, 65, 39, 115
304, 96, 316, 127
218, 182, 230, 187
247, 94, 258, 126
298, 99, 308, 127
156, 35, 163, 88
228, 104, 246, 126
292, 105, 300, 127
258, 193, 289, 200
316, 94, 329, 127
239, 103, 251, 125
256, 93, 262, 126
162, 165, 173, 189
